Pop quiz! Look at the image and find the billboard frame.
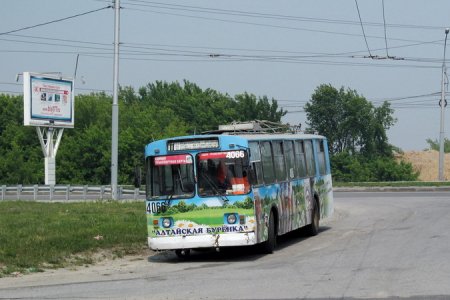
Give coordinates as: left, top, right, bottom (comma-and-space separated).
23, 72, 75, 128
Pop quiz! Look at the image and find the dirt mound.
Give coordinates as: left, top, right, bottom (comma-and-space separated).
398, 150, 450, 181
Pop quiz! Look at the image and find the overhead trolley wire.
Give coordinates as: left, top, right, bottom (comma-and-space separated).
0, 6, 111, 36
0, 38, 442, 69
0, 37, 113, 52
382, 0, 390, 57
2, 34, 444, 64
117, 0, 447, 31
354, 0, 373, 57
369, 92, 441, 103
3, 32, 443, 62
5, 33, 112, 47
124, 5, 443, 47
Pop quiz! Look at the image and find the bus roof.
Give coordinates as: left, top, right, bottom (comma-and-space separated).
145, 133, 327, 157
229, 133, 326, 141
146, 132, 326, 146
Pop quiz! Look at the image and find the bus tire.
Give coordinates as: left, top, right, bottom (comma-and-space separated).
261, 211, 276, 254
175, 249, 191, 259
307, 199, 320, 236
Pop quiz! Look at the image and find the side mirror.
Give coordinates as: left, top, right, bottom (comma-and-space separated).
246, 165, 257, 185
243, 155, 250, 168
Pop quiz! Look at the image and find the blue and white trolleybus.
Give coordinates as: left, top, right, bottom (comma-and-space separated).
145, 121, 334, 257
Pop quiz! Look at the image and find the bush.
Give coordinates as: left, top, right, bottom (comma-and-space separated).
369, 157, 419, 181
331, 152, 418, 182
331, 152, 372, 182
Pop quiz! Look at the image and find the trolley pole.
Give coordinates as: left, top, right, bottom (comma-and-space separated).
111, 0, 120, 199
439, 28, 449, 181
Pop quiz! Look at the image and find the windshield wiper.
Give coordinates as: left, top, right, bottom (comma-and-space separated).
164, 192, 175, 207
199, 172, 230, 204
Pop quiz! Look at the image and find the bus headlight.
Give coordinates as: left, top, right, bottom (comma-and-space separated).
161, 217, 173, 228
225, 213, 238, 224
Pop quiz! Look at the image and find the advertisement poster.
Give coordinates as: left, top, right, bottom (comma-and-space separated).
23, 72, 74, 128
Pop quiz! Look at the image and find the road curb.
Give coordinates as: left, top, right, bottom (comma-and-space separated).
334, 186, 450, 192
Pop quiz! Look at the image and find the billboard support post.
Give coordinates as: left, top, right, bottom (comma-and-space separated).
23, 72, 74, 186
36, 127, 64, 185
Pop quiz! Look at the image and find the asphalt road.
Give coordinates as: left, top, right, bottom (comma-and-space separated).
1, 191, 450, 300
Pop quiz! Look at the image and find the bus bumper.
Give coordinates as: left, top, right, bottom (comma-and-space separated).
148, 232, 257, 250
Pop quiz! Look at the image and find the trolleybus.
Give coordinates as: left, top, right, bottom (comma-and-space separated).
145, 122, 333, 257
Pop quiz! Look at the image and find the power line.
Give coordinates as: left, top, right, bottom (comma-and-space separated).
77, 52, 440, 69
0, 90, 22, 95
0, 21, 445, 70
278, 92, 449, 104
117, 0, 448, 31
382, 0, 390, 57
369, 92, 441, 103
6, 33, 112, 47
0, 6, 111, 36
0, 1, 445, 72
0, 81, 112, 93
123, 38, 440, 57
354, 0, 373, 57
0, 43, 442, 69
124, 6, 444, 47
0, 37, 112, 52
3, 32, 443, 63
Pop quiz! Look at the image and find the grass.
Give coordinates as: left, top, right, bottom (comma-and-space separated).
0, 200, 147, 277
2, 180, 447, 277
334, 181, 450, 187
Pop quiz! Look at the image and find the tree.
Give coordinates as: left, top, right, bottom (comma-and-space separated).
130, 80, 286, 133
134, 80, 237, 133
58, 92, 189, 184
305, 84, 417, 182
0, 95, 43, 183
426, 138, 450, 153
0, 81, 287, 185
234, 93, 286, 122
305, 84, 395, 157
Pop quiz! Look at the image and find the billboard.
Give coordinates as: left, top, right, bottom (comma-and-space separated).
23, 72, 74, 128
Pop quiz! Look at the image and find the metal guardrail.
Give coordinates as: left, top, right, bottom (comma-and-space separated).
0, 185, 146, 201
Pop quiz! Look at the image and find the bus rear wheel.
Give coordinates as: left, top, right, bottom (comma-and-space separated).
261, 211, 276, 254
306, 200, 320, 236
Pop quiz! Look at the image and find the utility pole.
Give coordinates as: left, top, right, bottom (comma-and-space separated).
111, 0, 120, 199
439, 28, 449, 181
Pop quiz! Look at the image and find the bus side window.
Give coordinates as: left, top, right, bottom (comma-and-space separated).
294, 140, 307, 178
284, 140, 295, 179
146, 158, 153, 197
249, 141, 264, 185
318, 140, 327, 175
304, 140, 316, 177
272, 141, 287, 181
261, 141, 275, 184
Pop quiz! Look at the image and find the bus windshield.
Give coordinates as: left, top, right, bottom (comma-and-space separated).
197, 150, 250, 196
147, 154, 195, 199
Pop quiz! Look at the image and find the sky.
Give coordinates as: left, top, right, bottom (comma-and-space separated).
1, 0, 450, 151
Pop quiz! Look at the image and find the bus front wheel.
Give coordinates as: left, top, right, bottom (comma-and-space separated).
175, 249, 191, 259
261, 211, 276, 254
